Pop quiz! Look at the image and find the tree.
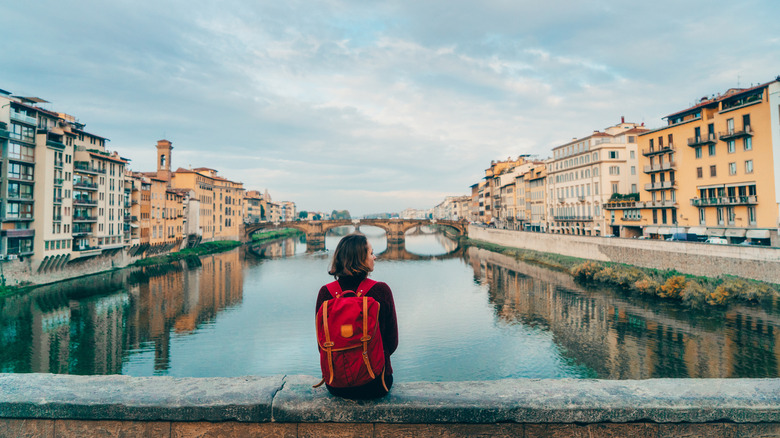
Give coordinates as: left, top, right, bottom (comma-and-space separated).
331, 210, 351, 220
299, 211, 308, 219
313, 213, 322, 220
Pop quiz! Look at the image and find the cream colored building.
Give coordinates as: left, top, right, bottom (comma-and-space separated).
547, 121, 647, 236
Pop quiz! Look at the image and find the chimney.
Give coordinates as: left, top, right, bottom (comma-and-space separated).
621, 116, 625, 123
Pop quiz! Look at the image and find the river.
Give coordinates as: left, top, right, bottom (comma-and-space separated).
1, 226, 778, 381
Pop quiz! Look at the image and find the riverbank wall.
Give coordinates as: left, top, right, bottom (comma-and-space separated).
468, 226, 780, 284
1, 374, 778, 437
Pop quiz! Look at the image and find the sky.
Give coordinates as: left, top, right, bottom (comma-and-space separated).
2, 1, 779, 217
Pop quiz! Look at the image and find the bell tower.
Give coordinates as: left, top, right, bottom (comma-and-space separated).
156, 139, 173, 182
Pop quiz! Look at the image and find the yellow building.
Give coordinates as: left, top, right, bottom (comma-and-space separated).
171, 167, 244, 241
607, 78, 780, 245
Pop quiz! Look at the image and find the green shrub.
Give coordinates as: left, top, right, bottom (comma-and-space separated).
593, 265, 645, 289
680, 280, 708, 307
571, 261, 603, 282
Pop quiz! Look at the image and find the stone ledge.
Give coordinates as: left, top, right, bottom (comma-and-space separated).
1, 374, 779, 424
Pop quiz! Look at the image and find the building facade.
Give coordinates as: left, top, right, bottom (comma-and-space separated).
607, 79, 780, 245
548, 121, 646, 236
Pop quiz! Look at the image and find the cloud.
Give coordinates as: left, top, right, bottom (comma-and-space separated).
3, 0, 779, 215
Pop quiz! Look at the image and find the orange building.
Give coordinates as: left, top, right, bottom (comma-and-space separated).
607, 78, 780, 245
171, 167, 244, 242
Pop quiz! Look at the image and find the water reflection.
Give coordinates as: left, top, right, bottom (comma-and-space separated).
468, 247, 780, 378
1, 232, 779, 380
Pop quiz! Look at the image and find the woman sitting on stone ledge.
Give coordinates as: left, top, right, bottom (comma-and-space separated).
315, 233, 399, 399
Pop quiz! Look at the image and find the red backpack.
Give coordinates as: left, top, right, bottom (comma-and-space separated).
314, 278, 387, 390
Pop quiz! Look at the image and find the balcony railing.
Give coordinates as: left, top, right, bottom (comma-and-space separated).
131, 216, 138, 222
558, 197, 565, 204
687, 134, 717, 147
124, 215, 131, 222
690, 195, 758, 207
74, 162, 106, 174
73, 215, 98, 222
7, 192, 34, 202
54, 160, 64, 167
73, 198, 97, 206
719, 126, 753, 141
74, 181, 98, 189
643, 161, 676, 173
641, 144, 675, 156
8, 174, 34, 182
10, 110, 37, 125
53, 215, 62, 221
577, 196, 585, 202
644, 181, 676, 191
553, 215, 594, 222
3, 213, 34, 221
604, 201, 638, 210
639, 200, 677, 208
54, 178, 64, 186
53, 197, 63, 204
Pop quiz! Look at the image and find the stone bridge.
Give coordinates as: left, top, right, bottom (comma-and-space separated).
243, 219, 467, 250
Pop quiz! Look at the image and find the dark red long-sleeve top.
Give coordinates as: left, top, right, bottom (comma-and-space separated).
316, 275, 399, 375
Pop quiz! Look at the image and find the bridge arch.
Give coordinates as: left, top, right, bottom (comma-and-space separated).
243, 219, 467, 250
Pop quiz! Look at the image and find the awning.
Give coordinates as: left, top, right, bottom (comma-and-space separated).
707, 228, 725, 236
657, 227, 673, 235
669, 227, 687, 234
746, 229, 771, 239
644, 226, 658, 235
688, 227, 707, 235
725, 229, 746, 237
593, 225, 601, 230
130, 224, 139, 228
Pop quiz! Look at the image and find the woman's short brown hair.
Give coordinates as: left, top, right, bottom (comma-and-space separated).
329, 233, 372, 279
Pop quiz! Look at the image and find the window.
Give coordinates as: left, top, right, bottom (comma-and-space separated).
695, 147, 702, 158
727, 207, 735, 225
609, 151, 618, 159
727, 140, 735, 153
745, 160, 753, 173
699, 208, 705, 225
710, 165, 717, 177
727, 118, 735, 134
630, 150, 635, 158
696, 167, 703, 178
717, 207, 724, 225
729, 162, 736, 175
744, 137, 752, 151
609, 166, 620, 175
631, 184, 637, 193
630, 166, 636, 175
611, 183, 619, 194
748, 206, 756, 225
708, 144, 716, 156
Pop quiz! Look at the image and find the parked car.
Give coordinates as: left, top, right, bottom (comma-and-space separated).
705, 237, 728, 245
739, 240, 756, 246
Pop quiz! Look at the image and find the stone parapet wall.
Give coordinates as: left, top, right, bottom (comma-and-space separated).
468, 226, 780, 283
1, 374, 779, 437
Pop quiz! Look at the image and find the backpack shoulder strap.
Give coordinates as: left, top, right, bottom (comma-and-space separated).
325, 281, 343, 298
355, 278, 377, 297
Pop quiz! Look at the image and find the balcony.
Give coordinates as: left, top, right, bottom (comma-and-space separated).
53, 197, 63, 204
643, 161, 676, 174
8, 154, 35, 164
644, 181, 676, 191
46, 139, 65, 150
687, 134, 717, 147
641, 144, 675, 156
10, 110, 37, 126
131, 216, 138, 222
73, 198, 97, 206
558, 197, 565, 204
7, 192, 34, 203
8, 174, 34, 183
73, 215, 98, 222
604, 201, 639, 210
3, 213, 34, 221
554, 215, 594, 222
621, 216, 642, 222
719, 126, 753, 141
74, 181, 98, 190
124, 214, 131, 222
639, 200, 677, 209
74, 162, 105, 174
1, 229, 35, 238
690, 195, 758, 207
53, 215, 62, 221
54, 178, 64, 186
72, 227, 92, 236
577, 196, 585, 202
54, 160, 64, 168
72, 246, 102, 258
